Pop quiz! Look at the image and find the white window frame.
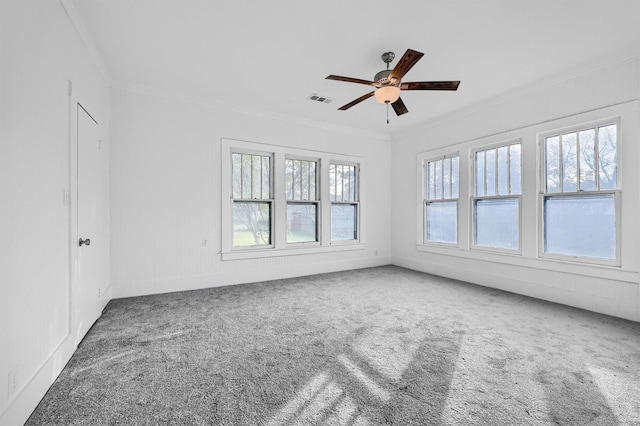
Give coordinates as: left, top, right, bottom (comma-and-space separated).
538, 118, 621, 266
230, 149, 274, 249
329, 160, 360, 244
221, 138, 365, 260
422, 153, 460, 247
285, 155, 320, 246
471, 139, 522, 254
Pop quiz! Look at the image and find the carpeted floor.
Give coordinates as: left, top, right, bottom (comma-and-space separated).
27, 266, 640, 425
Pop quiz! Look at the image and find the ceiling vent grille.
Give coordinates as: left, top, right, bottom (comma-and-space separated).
307, 93, 333, 104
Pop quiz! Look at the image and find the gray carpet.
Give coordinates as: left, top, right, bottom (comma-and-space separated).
27, 266, 640, 425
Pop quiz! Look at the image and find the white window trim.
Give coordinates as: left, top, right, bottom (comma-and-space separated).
537, 117, 622, 266
470, 139, 523, 254
329, 159, 361, 245
414, 101, 638, 280
285, 155, 321, 247
229, 149, 275, 250
421, 152, 460, 247
221, 138, 365, 260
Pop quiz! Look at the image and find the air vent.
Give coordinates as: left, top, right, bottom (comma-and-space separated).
307, 93, 333, 104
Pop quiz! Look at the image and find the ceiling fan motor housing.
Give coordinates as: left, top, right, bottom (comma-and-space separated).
374, 69, 397, 87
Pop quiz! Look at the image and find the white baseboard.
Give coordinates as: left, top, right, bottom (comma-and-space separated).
0, 337, 77, 426
114, 256, 392, 299
392, 255, 639, 322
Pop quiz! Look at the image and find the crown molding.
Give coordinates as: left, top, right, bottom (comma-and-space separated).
394, 46, 640, 141
110, 80, 391, 142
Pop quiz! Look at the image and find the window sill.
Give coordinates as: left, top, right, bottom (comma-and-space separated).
222, 243, 366, 261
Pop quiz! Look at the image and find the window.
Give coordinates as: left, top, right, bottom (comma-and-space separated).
473, 141, 521, 250
424, 154, 459, 244
541, 122, 618, 260
231, 152, 273, 247
285, 158, 319, 243
329, 162, 359, 241
222, 139, 364, 259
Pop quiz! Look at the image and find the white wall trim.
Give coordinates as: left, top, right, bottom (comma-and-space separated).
110, 83, 390, 142
0, 337, 77, 426
113, 256, 391, 299
392, 255, 640, 322
394, 49, 640, 141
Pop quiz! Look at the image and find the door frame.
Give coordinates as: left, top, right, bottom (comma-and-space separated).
68, 80, 110, 347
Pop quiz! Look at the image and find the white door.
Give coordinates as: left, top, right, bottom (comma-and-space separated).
75, 104, 104, 343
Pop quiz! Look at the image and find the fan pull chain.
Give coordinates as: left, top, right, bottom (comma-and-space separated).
386, 102, 390, 124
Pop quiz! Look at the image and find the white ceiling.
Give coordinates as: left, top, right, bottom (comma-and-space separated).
71, 0, 640, 137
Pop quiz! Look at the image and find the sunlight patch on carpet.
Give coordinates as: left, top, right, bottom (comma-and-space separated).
353, 332, 420, 381
588, 364, 640, 424
338, 354, 391, 402
440, 334, 551, 424
266, 371, 371, 426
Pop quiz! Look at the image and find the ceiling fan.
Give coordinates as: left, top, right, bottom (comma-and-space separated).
326, 49, 460, 121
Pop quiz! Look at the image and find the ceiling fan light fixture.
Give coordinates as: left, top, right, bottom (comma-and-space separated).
374, 85, 401, 104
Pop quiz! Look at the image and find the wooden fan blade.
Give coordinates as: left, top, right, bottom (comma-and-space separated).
338, 91, 375, 110
326, 75, 376, 86
391, 97, 409, 116
389, 49, 424, 81
400, 81, 460, 91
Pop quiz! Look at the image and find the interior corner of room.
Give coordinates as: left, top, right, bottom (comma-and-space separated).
1, 0, 639, 424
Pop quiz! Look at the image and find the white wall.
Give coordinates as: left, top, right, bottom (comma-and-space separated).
391, 54, 640, 321
0, 1, 111, 424
110, 88, 392, 298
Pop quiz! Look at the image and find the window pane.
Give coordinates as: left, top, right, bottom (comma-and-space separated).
252, 156, 262, 199
598, 125, 617, 190
497, 146, 508, 195
293, 159, 301, 200
331, 204, 357, 241
330, 163, 357, 203
233, 201, 271, 247
232, 153, 242, 198
443, 158, 451, 199
562, 133, 577, 192
579, 129, 596, 191
427, 161, 435, 200
285, 159, 293, 200
545, 136, 560, 193
301, 160, 309, 200
509, 144, 521, 195
329, 164, 336, 202
349, 165, 356, 202
475, 198, 519, 249
475, 152, 485, 196
435, 159, 443, 199
287, 203, 317, 243
486, 149, 496, 196
241, 154, 252, 198
309, 162, 317, 200
544, 194, 615, 259
336, 165, 343, 202
426, 201, 457, 244
451, 157, 459, 198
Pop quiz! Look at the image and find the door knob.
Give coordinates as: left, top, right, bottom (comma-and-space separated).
79, 238, 91, 247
